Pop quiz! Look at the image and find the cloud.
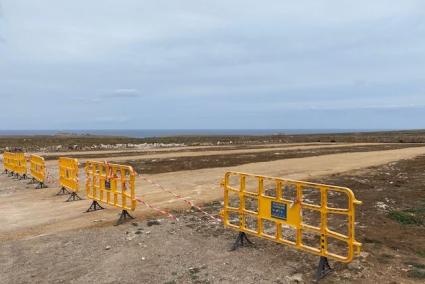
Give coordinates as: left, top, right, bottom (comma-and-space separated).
0, 3, 5, 44
105, 89, 140, 98
0, 0, 424, 129
94, 116, 130, 123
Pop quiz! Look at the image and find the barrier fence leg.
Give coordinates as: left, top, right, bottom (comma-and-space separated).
56, 187, 70, 195
8, 171, 14, 177
66, 192, 82, 202
35, 182, 47, 189
86, 201, 104, 212
18, 174, 26, 180
316, 257, 332, 281
115, 210, 135, 226
230, 232, 253, 251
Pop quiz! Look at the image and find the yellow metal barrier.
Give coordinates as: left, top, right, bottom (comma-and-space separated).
15, 152, 27, 178
6, 152, 27, 179
58, 157, 82, 201
220, 171, 362, 280
2, 152, 14, 173
2, 152, 27, 179
85, 160, 137, 225
29, 154, 47, 188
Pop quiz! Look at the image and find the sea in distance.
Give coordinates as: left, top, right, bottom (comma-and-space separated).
0, 129, 392, 138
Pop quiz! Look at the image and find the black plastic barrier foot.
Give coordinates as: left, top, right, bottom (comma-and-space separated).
316, 257, 332, 281
86, 201, 104, 212
35, 182, 47, 189
56, 187, 70, 195
230, 232, 253, 251
115, 210, 135, 226
66, 192, 82, 202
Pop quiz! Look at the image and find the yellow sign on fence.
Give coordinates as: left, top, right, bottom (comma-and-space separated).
30, 154, 46, 188
85, 160, 137, 224
220, 171, 362, 279
58, 157, 81, 200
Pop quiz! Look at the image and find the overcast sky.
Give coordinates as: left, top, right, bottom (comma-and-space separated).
0, 1, 424, 130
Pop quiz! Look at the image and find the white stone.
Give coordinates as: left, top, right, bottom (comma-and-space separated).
285, 273, 304, 284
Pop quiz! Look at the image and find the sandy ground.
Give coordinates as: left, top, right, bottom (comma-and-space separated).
30, 143, 318, 159
138, 146, 425, 204
39, 142, 382, 165
1, 143, 425, 283
1, 145, 425, 241
32, 143, 338, 157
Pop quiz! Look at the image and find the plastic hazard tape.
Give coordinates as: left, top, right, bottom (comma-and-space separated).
135, 197, 178, 221
140, 176, 221, 223
45, 169, 59, 186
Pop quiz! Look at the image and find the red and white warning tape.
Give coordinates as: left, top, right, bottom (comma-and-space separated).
45, 169, 58, 185
140, 176, 221, 223
135, 197, 178, 221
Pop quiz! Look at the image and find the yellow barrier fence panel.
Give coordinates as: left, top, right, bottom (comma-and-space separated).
220, 171, 362, 280
9, 152, 18, 175
85, 160, 137, 225
2, 152, 8, 172
30, 154, 47, 188
12, 152, 27, 179
4, 151, 18, 175
58, 157, 82, 201
2, 152, 14, 173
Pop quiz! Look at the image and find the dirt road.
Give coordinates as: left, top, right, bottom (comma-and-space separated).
1, 146, 425, 241
1, 144, 425, 284
138, 146, 425, 204
35, 143, 316, 157
41, 143, 382, 165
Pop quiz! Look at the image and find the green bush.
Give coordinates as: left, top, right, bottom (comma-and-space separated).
407, 268, 425, 279
388, 210, 423, 225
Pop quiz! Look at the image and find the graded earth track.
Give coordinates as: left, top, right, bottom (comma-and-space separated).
37, 143, 323, 160
41, 142, 382, 164
1, 145, 425, 241
112, 143, 424, 174
1, 149, 425, 284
